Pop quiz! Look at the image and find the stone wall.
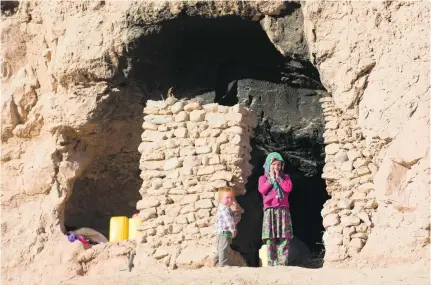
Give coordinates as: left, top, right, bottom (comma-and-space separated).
136, 96, 256, 266
320, 96, 383, 261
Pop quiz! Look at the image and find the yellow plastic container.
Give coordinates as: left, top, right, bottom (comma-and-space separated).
128, 216, 143, 240
109, 216, 129, 242
259, 244, 269, 267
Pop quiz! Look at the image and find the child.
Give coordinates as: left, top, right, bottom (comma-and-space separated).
258, 152, 293, 266
213, 187, 239, 267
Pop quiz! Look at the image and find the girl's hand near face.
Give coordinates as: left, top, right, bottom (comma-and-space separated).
270, 168, 276, 179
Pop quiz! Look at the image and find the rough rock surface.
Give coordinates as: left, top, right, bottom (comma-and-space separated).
1, 1, 429, 284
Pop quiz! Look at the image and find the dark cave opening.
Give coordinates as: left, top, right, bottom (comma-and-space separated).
65, 10, 329, 266
124, 14, 329, 266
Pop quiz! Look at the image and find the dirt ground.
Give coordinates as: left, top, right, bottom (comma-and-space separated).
47, 263, 429, 285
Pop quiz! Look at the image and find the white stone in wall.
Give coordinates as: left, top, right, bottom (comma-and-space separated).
190, 110, 206, 122
325, 143, 340, 155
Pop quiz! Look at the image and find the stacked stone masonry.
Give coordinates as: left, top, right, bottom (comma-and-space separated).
136, 96, 256, 266
320, 96, 383, 261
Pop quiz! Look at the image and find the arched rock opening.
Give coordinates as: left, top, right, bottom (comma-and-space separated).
64, 10, 328, 265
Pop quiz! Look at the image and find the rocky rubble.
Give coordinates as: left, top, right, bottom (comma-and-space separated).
320, 96, 381, 260
136, 97, 256, 267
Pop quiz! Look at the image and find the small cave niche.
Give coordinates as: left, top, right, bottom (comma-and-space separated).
64, 89, 144, 239
64, 8, 328, 265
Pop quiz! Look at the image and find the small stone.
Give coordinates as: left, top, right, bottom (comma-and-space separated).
175, 216, 189, 224
232, 104, 248, 115
356, 212, 372, 226
197, 166, 215, 176
144, 115, 173, 125
196, 146, 211, 154
206, 113, 227, 128
197, 209, 211, 218
325, 143, 340, 155
195, 199, 213, 210
216, 134, 229, 144
174, 127, 188, 138
171, 101, 185, 114
351, 233, 368, 239
210, 171, 233, 182
323, 213, 340, 228
341, 216, 361, 227
334, 150, 348, 162
162, 179, 175, 189
351, 192, 367, 201
321, 171, 340, 180
142, 121, 158, 130
146, 100, 167, 110
203, 103, 218, 111
337, 199, 353, 210
190, 110, 206, 122
350, 238, 365, 249
365, 200, 378, 209
362, 149, 372, 158
218, 105, 229, 113
341, 161, 353, 172
137, 199, 161, 211
351, 206, 364, 215
368, 163, 378, 174
225, 126, 244, 135
139, 208, 157, 222
184, 102, 202, 112
186, 213, 196, 223
355, 224, 368, 233
342, 226, 356, 236
343, 143, 354, 150
347, 149, 361, 161
208, 154, 220, 165
175, 111, 189, 122
353, 158, 369, 169
357, 166, 371, 176
180, 147, 196, 157
163, 158, 182, 171
326, 120, 338, 129
357, 183, 374, 193
180, 194, 199, 206
359, 174, 373, 184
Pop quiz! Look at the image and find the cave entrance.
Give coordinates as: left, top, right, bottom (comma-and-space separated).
64, 8, 329, 265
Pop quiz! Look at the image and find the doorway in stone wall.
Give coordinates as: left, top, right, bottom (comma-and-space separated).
63, 5, 329, 265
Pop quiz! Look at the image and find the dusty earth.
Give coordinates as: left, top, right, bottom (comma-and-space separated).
49, 263, 429, 285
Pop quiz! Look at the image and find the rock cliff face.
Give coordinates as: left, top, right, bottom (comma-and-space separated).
1, 1, 429, 284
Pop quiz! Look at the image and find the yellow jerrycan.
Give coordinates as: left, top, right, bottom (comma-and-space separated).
128, 214, 144, 240
259, 244, 269, 267
109, 216, 129, 242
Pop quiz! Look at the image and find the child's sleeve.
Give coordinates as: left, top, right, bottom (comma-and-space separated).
258, 175, 273, 195
277, 174, 293, 193
233, 211, 242, 224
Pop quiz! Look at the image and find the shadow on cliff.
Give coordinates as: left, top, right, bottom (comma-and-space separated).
64, 13, 328, 267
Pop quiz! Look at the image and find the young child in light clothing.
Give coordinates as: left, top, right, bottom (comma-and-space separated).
212, 187, 241, 267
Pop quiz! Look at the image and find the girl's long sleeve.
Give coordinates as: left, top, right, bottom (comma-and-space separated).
278, 174, 293, 193
258, 176, 273, 195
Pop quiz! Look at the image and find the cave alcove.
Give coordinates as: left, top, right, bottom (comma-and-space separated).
64, 11, 329, 266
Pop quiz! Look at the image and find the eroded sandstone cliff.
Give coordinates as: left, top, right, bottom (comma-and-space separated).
1, 1, 429, 284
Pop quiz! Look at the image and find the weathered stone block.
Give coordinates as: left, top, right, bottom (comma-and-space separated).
137, 199, 161, 210
190, 110, 206, 122
184, 102, 202, 112
195, 199, 213, 210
